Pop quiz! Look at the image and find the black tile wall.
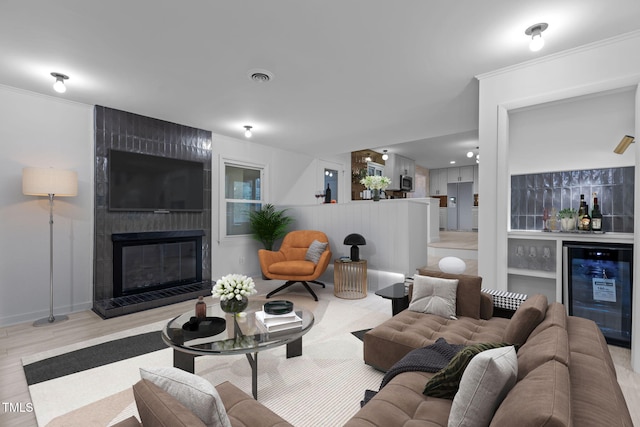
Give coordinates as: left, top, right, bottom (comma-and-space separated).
93, 106, 212, 316
511, 167, 634, 232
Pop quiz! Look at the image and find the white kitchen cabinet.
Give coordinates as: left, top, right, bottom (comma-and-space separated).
473, 165, 479, 194
384, 153, 415, 190
429, 169, 448, 196
447, 166, 474, 183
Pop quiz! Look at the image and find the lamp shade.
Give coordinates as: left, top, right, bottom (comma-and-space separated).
22, 167, 78, 196
344, 233, 366, 246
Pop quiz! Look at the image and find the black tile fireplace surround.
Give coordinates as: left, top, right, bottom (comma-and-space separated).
93, 106, 212, 319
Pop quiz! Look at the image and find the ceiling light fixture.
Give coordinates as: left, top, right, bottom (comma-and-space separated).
248, 68, 274, 83
51, 72, 69, 93
244, 125, 252, 138
614, 135, 635, 154
466, 151, 474, 158
382, 150, 389, 161
365, 153, 372, 162
525, 23, 548, 52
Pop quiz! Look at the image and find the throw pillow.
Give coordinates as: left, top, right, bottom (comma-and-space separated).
305, 239, 328, 264
409, 274, 459, 319
448, 346, 518, 427
502, 294, 548, 345
423, 342, 511, 399
139, 367, 232, 427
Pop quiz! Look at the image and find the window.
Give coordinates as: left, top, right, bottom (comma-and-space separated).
224, 163, 263, 236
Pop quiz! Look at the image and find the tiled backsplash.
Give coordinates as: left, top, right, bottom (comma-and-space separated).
511, 167, 634, 232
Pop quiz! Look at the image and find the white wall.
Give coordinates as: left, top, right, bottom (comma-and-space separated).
477, 30, 640, 371
509, 89, 635, 174
0, 86, 94, 325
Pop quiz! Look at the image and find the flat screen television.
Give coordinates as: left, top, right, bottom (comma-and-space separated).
109, 150, 204, 212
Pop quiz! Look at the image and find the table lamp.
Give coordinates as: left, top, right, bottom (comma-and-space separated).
22, 167, 78, 326
343, 233, 366, 261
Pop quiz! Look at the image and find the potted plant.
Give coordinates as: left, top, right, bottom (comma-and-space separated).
558, 208, 577, 232
248, 204, 293, 251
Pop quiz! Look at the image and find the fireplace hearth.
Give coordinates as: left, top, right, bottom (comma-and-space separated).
93, 230, 211, 319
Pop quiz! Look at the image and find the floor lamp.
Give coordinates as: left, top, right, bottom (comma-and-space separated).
22, 167, 78, 326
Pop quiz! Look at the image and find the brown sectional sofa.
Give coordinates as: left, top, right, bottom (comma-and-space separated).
345, 269, 633, 427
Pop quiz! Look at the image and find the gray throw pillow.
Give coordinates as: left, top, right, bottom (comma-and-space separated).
408, 274, 458, 319
448, 346, 518, 427
305, 239, 328, 264
139, 367, 232, 427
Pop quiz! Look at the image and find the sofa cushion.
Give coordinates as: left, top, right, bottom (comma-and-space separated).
363, 310, 510, 371
528, 302, 567, 339
502, 294, 547, 345
516, 325, 570, 380
133, 379, 206, 427
449, 346, 518, 427
423, 342, 511, 399
490, 360, 571, 427
344, 371, 452, 427
417, 269, 482, 319
304, 239, 327, 264
408, 275, 458, 319
139, 367, 231, 427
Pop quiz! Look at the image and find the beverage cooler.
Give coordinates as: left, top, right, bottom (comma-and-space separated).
563, 242, 633, 348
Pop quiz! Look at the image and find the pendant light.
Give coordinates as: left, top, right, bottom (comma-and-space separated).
244, 125, 252, 138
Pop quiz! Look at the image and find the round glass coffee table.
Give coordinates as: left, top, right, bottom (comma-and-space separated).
161, 298, 314, 399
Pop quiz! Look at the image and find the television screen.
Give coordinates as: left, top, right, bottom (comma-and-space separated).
109, 150, 204, 212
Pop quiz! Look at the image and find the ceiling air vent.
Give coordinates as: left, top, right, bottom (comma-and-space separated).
248, 69, 274, 83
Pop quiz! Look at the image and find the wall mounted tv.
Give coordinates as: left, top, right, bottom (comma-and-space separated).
109, 150, 204, 212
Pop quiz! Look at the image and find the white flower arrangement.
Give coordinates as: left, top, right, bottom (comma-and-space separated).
360, 175, 391, 190
212, 274, 257, 301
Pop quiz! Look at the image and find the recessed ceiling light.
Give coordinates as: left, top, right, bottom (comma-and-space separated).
450, 160, 456, 164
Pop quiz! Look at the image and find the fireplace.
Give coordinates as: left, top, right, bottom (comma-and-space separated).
112, 230, 204, 297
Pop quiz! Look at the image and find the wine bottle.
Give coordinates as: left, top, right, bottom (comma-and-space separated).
577, 194, 586, 230
591, 195, 603, 232
324, 183, 332, 204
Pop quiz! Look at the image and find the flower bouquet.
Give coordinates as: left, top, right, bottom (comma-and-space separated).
359, 175, 391, 201
212, 274, 257, 313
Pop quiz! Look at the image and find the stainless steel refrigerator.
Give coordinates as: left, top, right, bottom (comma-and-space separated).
447, 182, 473, 231
563, 242, 633, 348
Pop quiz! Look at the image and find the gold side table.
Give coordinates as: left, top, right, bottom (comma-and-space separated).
333, 259, 367, 299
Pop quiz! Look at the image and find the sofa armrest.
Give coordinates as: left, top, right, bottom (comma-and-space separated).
480, 292, 493, 319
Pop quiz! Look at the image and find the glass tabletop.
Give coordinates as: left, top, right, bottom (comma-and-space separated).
162, 299, 314, 356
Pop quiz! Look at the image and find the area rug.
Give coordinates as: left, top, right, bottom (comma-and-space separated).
23, 292, 389, 427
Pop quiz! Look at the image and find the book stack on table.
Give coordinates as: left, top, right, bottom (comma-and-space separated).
255, 310, 303, 332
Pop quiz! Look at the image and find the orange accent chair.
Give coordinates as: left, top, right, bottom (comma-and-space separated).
258, 230, 332, 301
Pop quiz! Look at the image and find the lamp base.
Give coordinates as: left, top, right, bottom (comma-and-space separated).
33, 314, 69, 327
